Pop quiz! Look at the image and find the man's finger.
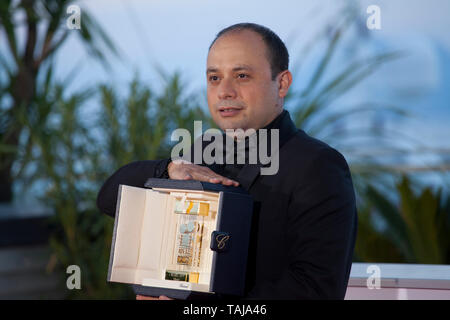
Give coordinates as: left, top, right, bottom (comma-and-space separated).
183, 172, 193, 180
212, 177, 238, 186
209, 174, 239, 186
170, 162, 239, 186
194, 167, 238, 185
136, 295, 159, 300
210, 174, 239, 186
190, 169, 238, 186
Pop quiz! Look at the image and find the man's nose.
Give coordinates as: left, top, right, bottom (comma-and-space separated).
217, 78, 237, 100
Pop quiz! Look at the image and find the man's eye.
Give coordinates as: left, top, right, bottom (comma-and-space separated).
209, 75, 219, 81
238, 73, 249, 79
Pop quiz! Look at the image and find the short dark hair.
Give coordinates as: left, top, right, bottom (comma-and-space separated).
208, 23, 289, 80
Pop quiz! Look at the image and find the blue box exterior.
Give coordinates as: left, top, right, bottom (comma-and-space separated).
209, 190, 253, 296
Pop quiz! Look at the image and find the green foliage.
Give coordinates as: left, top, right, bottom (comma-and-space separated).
13, 70, 209, 298
0, 0, 209, 299
0, 0, 117, 202
354, 176, 450, 264
98, 74, 211, 171
12, 76, 128, 298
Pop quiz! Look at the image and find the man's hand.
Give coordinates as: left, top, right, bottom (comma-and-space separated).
168, 160, 239, 187
136, 295, 173, 300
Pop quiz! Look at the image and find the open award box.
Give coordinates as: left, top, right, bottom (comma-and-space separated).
107, 178, 254, 299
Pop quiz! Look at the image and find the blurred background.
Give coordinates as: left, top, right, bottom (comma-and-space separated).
0, 0, 449, 299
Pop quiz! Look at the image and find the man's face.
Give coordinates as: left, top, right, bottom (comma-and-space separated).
206, 30, 282, 132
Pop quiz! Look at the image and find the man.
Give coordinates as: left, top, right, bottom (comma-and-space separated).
97, 23, 357, 300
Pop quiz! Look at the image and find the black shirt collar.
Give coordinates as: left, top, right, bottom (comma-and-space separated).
221, 109, 297, 164
229, 109, 296, 150
262, 109, 287, 131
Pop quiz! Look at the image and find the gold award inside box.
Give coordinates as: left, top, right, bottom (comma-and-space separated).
109, 185, 221, 292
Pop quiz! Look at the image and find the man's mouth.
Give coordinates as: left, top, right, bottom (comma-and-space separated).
218, 106, 243, 117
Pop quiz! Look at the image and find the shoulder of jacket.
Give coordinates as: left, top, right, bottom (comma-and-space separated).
283, 130, 349, 168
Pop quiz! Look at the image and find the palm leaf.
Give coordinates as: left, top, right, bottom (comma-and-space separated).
365, 184, 414, 261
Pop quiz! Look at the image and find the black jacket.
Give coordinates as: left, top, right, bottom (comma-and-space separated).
96, 110, 357, 300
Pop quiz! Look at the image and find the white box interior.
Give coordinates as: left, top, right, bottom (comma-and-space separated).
109, 185, 221, 292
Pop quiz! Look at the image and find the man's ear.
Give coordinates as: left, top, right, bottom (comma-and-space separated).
277, 70, 292, 98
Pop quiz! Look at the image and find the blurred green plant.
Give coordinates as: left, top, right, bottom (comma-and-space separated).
97, 73, 212, 172
0, 0, 117, 202
16, 71, 209, 299
14, 73, 126, 298
355, 176, 450, 264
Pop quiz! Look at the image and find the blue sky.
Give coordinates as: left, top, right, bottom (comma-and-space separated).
54, 0, 449, 156
62, 0, 450, 88
58, 1, 450, 103
3, 0, 448, 129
